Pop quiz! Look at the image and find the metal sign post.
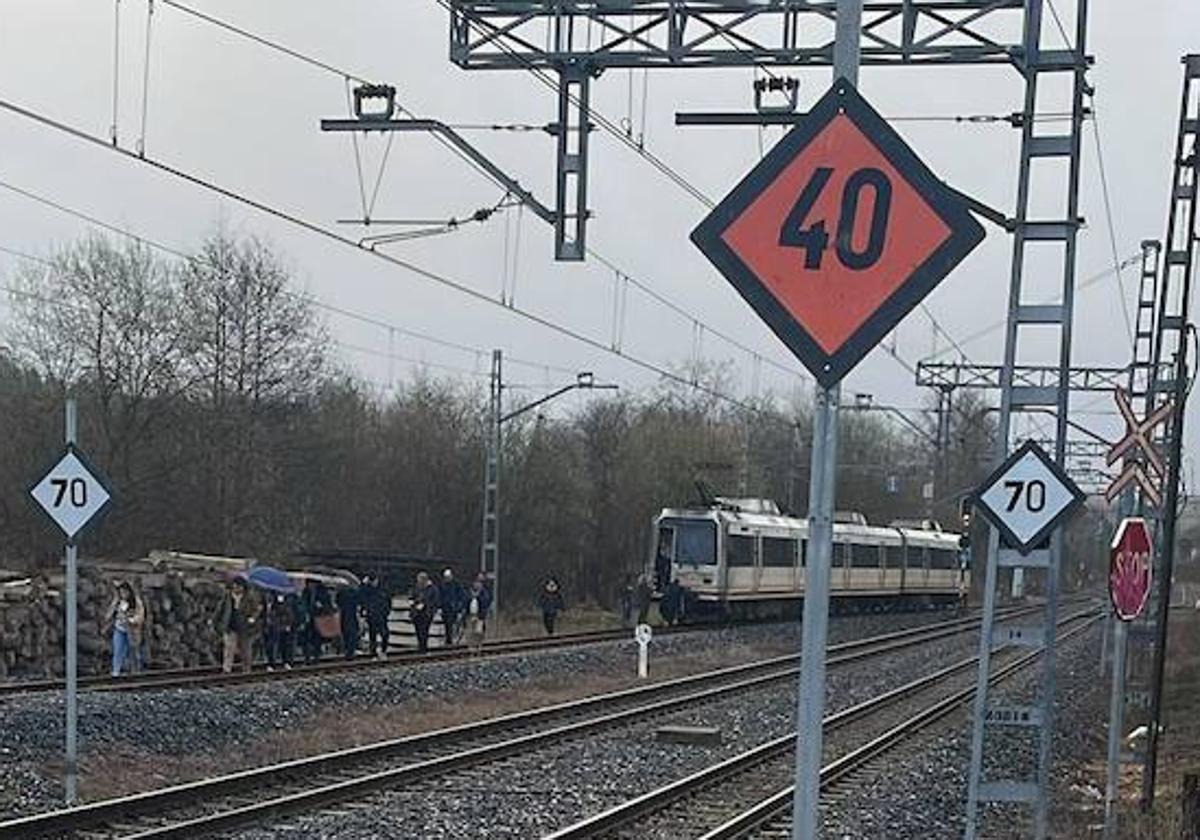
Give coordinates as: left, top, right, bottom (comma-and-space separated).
63, 399, 78, 805
29, 397, 114, 805
1103, 517, 1154, 836
795, 4, 857, 838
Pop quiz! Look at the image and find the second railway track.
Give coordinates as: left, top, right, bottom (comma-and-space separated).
543, 609, 1099, 840
0, 602, 1054, 839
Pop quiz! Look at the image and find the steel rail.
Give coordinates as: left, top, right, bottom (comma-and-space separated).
0, 603, 1055, 839
0, 624, 700, 697
542, 609, 1097, 839
0, 600, 1061, 697
697, 615, 1102, 840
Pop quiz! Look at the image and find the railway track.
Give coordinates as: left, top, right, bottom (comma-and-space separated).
0, 603, 1050, 839
0, 623, 714, 697
542, 609, 1098, 840
0, 601, 1050, 697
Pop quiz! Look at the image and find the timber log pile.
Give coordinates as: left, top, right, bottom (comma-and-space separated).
0, 552, 250, 679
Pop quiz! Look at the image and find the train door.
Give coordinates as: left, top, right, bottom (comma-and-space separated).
725, 529, 756, 598
761, 534, 798, 594
878, 544, 887, 590
751, 534, 762, 593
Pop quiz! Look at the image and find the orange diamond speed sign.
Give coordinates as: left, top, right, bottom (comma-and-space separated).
691, 79, 985, 388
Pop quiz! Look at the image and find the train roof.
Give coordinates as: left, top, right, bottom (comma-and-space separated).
656, 506, 962, 544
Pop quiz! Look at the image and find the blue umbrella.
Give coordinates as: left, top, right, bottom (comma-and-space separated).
240, 565, 299, 594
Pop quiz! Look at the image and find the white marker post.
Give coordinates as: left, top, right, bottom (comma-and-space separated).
29, 397, 113, 804
635, 623, 652, 678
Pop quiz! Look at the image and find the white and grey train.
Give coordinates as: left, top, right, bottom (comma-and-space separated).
651, 498, 969, 618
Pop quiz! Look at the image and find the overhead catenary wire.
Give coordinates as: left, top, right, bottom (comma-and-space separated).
921, 252, 1143, 362
110, 0, 122, 146
155, 0, 811, 389
0, 105, 782, 417
0, 177, 576, 380
1088, 100, 1135, 342
136, 0, 154, 157
154, 0, 988, 388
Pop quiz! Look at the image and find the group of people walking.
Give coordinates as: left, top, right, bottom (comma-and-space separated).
409, 569, 493, 654
105, 567, 599, 677
205, 569, 494, 672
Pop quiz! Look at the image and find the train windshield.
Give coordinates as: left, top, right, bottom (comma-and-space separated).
658, 519, 717, 567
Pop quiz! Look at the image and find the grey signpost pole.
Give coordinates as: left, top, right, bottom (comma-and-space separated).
64, 396, 78, 804
791, 4, 860, 838
1104, 618, 1127, 835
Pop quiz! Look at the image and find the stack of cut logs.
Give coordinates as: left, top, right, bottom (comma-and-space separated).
0, 551, 250, 679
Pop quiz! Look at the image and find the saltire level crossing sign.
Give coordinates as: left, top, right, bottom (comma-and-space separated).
691, 78, 985, 387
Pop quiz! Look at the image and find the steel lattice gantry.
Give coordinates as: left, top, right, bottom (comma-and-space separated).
917, 360, 1134, 393
447, 2, 1091, 834
962, 1, 1090, 836
447, 0, 1049, 260
1138, 54, 1200, 809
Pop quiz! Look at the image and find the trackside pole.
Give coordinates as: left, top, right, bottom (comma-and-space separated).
792, 7, 860, 839
793, 384, 839, 840
64, 396, 78, 804
1104, 619, 1127, 836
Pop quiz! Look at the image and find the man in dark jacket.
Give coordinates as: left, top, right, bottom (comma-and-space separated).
299, 579, 333, 665
264, 592, 298, 670
538, 577, 564, 636
359, 575, 391, 660
337, 585, 360, 660
439, 569, 467, 646
410, 571, 441, 653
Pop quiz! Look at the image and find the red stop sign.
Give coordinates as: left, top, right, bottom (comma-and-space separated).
1110, 517, 1153, 621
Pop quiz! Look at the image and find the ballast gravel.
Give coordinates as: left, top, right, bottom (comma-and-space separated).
0, 610, 950, 820
229, 620, 995, 839
819, 621, 1106, 839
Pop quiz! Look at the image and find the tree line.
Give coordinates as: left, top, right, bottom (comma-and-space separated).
1, 232, 1007, 607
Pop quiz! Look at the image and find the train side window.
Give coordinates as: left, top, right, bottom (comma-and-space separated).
885, 545, 904, 568
727, 534, 756, 567
923, 547, 931, 570
851, 543, 880, 568
931, 548, 958, 569
763, 537, 798, 567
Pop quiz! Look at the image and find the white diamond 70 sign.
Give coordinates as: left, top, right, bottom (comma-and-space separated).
974, 440, 1084, 554
30, 445, 113, 543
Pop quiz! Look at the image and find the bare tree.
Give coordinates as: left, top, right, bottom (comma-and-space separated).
179, 232, 330, 553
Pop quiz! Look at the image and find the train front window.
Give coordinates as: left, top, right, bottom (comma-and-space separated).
659, 519, 717, 567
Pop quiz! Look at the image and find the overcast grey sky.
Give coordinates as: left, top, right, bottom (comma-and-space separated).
1, 1, 1197, 494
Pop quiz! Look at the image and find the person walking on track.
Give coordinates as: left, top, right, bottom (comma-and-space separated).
538, 577, 564, 636
464, 573, 492, 655
360, 574, 392, 660
215, 578, 261, 674
410, 571, 441, 653
264, 592, 298, 671
439, 569, 467, 646
104, 581, 145, 677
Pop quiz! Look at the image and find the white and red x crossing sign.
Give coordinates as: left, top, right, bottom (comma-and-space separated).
1105, 387, 1172, 508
